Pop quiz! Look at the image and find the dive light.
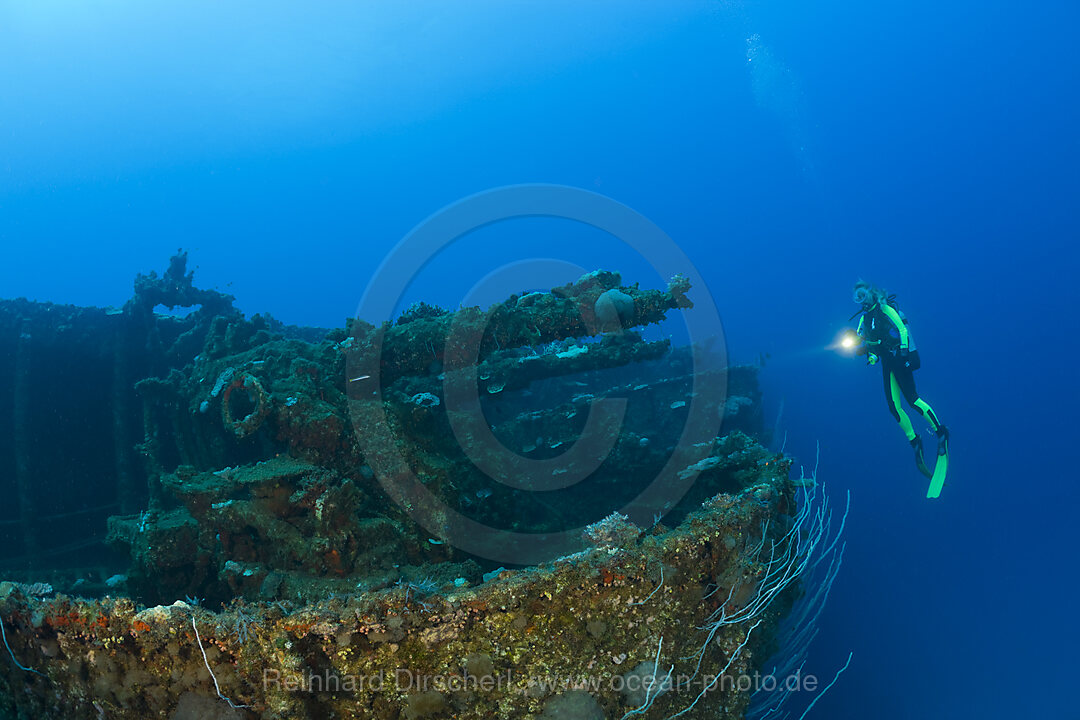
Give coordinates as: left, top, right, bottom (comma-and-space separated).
831, 329, 862, 355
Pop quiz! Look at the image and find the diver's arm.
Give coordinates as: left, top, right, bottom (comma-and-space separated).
854, 315, 879, 354
854, 316, 878, 363
879, 304, 910, 351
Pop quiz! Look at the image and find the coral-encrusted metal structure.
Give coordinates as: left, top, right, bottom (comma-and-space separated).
0, 256, 839, 719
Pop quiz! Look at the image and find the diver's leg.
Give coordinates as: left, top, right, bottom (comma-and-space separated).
896, 368, 943, 432
923, 389, 951, 498
914, 399, 949, 450
888, 369, 932, 478
912, 398, 941, 430
895, 365, 948, 442
892, 364, 949, 495
885, 370, 916, 442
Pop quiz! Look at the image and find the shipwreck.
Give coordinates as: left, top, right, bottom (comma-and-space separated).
0, 254, 844, 719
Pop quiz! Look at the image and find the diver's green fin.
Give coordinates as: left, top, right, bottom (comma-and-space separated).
926, 431, 949, 499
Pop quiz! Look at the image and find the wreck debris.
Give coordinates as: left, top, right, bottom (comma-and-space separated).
0, 475, 848, 719
221, 372, 271, 438
13, 318, 37, 562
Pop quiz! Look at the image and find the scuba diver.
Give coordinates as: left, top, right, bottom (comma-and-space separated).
849, 281, 950, 497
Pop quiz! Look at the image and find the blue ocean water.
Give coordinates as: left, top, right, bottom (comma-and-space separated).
2, 1, 1077, 717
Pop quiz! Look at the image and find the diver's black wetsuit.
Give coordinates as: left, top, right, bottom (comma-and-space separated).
858, 302, 942, 435
854, 292, 949, 495
880, 348, 922, 424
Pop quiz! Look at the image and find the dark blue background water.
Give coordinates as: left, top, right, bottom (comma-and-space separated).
2, 2, 1077, 716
